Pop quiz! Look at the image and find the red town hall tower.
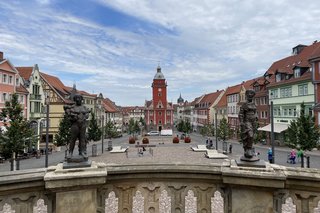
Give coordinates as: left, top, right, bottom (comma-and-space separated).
145, 66, 174, 132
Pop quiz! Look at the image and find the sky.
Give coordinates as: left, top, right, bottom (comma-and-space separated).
1, 0, 320, 106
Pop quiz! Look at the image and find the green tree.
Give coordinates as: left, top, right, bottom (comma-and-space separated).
217, 117, 231, 142
134, 120, 140, 134
286, 103, 320, 150
87, 112, 102, 141
128, 118, 135, 136
0, 94, 34, 159
177, 120, 185, 132
105, 120, 117, 139
200, 124, 215, 137
183, 120, 192, 133
54, 114, 72, 147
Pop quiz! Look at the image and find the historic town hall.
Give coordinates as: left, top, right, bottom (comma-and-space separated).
145, 66, 174, 132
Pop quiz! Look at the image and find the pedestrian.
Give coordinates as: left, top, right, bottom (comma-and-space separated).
209, 139, 213, 149
206, 138, 209, 147
290, 149, 296, 164
229, 144, 233, 153
297, 149, 303, 163
268, 148, 272, 163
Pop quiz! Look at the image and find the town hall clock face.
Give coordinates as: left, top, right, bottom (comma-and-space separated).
158, 88, 162, 92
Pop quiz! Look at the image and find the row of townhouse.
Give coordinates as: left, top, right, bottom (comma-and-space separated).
0, 51, 121, 150
175, 40, 320, 145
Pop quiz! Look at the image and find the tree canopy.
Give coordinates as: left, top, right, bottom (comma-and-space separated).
217, 117, 230, 142
54, 114, 72, 146
0, 94, 34, 159
286, 103, 320, 150
87, 111, 102, 141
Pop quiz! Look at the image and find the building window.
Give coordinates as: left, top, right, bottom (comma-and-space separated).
159, 112, 162, 115
159, 120, 162, 124
298, 84, 308, 96
9, 76, 13, 84
270, 89, 278, 99
2, 74, 7, 83
2, 93, 7, 102
294, 68, 301, 78
167, 111, 170, 115
158, 93, 161, 96
16, 78, 19, 85
280, 87, 292, 98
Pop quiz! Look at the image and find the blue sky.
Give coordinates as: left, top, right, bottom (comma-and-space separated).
1, 0, 320, 106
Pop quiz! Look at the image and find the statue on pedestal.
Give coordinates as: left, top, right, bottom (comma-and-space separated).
239, 89, 259, 162
64, 94, 90, 163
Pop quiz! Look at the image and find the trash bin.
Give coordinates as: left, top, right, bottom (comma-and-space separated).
92, 144, 97, 157
108, 140, 113, 151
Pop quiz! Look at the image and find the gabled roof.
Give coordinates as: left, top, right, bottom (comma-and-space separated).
215, 92, 227, 108
103, 98, 119, 113
40, 72, 69, 96
225, 83, 242, 95
0, 59, 18, 74
243, 79, 255, 90
198, 90, 223, 108
15, 84, 28, 94
16, 67, 33, 81
266, 41, 320, 76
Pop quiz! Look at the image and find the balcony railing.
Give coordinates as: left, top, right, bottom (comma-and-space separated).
30, 94, 42, 100
0, 163, 319, 212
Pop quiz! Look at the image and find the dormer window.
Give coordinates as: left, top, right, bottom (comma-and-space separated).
294, 68, 301, 78
276, 73, 281, 82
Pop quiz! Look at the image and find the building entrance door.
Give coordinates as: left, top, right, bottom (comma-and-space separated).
158, 126, 162, 132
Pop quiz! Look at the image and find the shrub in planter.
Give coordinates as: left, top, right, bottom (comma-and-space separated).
129, 137, 135, 144
173, 137, 179, 143
184, 137, 191, 143
142, 137, 149, 144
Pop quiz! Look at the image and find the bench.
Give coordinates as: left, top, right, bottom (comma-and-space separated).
135, 145, 156, 148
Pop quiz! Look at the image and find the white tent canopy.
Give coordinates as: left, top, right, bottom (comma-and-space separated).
258, 123, 289, 133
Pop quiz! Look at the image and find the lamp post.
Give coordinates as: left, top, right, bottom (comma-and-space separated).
270, 99, 275, 164
215, 112, 218, 150
101, 115, 104, 153
45, 93, 50, 168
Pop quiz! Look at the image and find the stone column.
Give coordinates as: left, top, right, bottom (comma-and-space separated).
44, 161, 107, 213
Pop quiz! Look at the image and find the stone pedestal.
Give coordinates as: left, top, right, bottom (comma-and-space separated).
44, 161, 107, 213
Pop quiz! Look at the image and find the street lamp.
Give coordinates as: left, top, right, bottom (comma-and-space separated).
270, 94, 275, 164
101, 115, 104, 153
215, 112, 218, 150
45, 92, 50, 168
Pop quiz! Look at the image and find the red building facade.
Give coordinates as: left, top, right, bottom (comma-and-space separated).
145, 66, 174, 131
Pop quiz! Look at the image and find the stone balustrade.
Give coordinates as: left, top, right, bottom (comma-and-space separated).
0, 160, 320, 213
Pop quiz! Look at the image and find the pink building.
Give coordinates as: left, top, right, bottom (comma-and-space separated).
0, 51, 28, 127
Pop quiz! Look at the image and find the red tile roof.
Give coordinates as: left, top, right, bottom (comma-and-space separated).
266, 41, 320, 76
243, 79, 255, 90
16, 67, 33, 81
310, 44, 320, 61
215, 91, 227, 108
225, 83, 242, 95
15, 84, 28, 94
103, 98, 119, 113
40, 72, 69, 95
198, 90, 223, 108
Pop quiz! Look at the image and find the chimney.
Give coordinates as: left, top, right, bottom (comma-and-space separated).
0, 51, 3, 60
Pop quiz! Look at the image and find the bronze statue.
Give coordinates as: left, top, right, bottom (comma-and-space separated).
64, 94, 90, 161
239, 89, 259, 161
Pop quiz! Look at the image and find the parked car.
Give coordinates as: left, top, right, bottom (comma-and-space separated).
145, 131, 159, 136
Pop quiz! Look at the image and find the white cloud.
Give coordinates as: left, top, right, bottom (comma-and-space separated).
1, 0, 320, 105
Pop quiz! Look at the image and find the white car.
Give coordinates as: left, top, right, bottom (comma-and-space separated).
146, 131, 159, 136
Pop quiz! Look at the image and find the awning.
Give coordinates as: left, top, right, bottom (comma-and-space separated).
258, 123, 288, 133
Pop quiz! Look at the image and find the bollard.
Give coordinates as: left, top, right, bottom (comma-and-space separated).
301, 153, 304, 168
306, 156, 310, 168
16, 159, 20, 170
10, 159, 13, 171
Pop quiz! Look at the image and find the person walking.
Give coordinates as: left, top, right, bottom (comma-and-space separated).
297, 149, 303, 163
229, 144, 233, 153
290, 149, 296, 164
268, 148, 273, 163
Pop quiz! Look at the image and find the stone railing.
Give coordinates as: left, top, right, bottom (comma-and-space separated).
0, 161, 320, 213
